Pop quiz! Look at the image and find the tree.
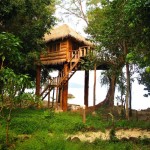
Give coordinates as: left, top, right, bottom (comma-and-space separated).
125, 0, 150, 96
86, 1, 130, 109
86, 0, 150, 118
0, 32, 23, 95
0, 68, 33, 146
57, 0, 88, 25
0, 0, 56, 80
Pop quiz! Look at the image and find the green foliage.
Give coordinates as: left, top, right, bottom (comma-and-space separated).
0, 68, 33, 107
11, 118, 42, 134
109, 128, 118, 142
43, 109, 55, 119
0, 68, 35, 146
72, 122, 87, 132
80, 51, 96, 70
86, 113, 109, 131
87, 0, 150, 100
0, 0, 56, 80
48, 112, 83, 133
0, 127, 6, 144
0, 108, 150, 149
0, 126, 17, 148
0, 32, 22, 69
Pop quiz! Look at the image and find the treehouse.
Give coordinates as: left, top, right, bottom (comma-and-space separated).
39, 24, 93, 67
36, 24, 105, 111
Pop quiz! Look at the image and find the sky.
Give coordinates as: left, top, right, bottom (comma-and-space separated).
52, 2, 150, 110
50, 70, 150, 110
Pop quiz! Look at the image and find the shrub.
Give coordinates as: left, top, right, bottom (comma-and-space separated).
72, 122, 87, 132
43, 109, 55, 119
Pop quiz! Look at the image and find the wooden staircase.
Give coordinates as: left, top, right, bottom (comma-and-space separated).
40, 46, 91, 100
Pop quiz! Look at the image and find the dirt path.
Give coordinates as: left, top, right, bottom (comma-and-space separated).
69, 129, 150, 142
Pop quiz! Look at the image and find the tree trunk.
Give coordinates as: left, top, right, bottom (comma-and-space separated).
96, 74, 116, 108
84, 70, 89, 107
129, 80, 132, 117
93, 64, 96, 106
106, 75, 116, 107
125, 63, 130, 120
123, 40, 131, 120
36, 65, 41, 96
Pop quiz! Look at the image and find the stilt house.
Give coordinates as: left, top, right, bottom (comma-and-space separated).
36, 24, 94, 111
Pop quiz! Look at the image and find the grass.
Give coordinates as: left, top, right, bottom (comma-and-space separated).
0, 107, 150, 150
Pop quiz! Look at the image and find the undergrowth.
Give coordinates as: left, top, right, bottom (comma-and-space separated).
0, 108, 149, 150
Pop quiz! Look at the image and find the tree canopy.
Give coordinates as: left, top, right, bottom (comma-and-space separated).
86, 0, 150, 99
0, 0, 56, 79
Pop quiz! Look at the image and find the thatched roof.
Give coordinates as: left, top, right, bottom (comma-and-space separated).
44, 24, 92, 46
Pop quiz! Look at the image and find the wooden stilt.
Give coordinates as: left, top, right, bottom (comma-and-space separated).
60, 87, 63, 110
48, 88, 50, 108
84, 70, 89, 107
62, 83, 68, 111
36, 65, 41, 96
52, 87, 55, 108
56, 86, 59, 110
93, 64, 96, 106
62, 64, 68, 111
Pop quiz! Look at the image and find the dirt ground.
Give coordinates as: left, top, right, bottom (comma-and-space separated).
69, 128, 150, 142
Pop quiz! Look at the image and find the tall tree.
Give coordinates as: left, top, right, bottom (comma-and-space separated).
86, 0, 150, 116
0, 0, 56, 80
125, 0, 150, 96
86, 0, 130, 108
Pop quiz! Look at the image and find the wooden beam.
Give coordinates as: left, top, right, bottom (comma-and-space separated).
52, 87, 55, 108
62, 63, 68, 111
84, 70, 89, 107
93, 64, 96, 106
59, 87, 63, 109
62, 83, 68, 111
36, 65, 41, 96
48, 88, 50, 108
56, 86, 59, 110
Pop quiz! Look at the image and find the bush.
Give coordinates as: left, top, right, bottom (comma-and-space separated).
43, 109, 55, 119
72, 122, 86, 132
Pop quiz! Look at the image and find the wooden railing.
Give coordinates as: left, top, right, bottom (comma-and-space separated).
69, 46, 91, 60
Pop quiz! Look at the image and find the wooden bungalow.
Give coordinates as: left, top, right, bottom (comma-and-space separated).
36, 24, 94, 111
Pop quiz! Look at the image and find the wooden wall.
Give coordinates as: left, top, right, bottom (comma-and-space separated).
40, 39, 69, 65
40, 38, 84, 65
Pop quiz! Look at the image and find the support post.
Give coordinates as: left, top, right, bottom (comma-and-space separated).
62, 63, 68, 111
84, 70, 89, 107
82, 105, 86, 123
56, 86, 59, 110
36, 65, 41, 96
60, 87, 63, 110
62, 83, 68, 111
93, 64, 96, 106
51, 87, 55, 108
48, 88, 50, 108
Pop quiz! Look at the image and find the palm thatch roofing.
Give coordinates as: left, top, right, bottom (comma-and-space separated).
44, 24, 93, 46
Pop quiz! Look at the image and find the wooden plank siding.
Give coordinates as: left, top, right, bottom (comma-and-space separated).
40, 38, 90, 65
40, 39, 68, 65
